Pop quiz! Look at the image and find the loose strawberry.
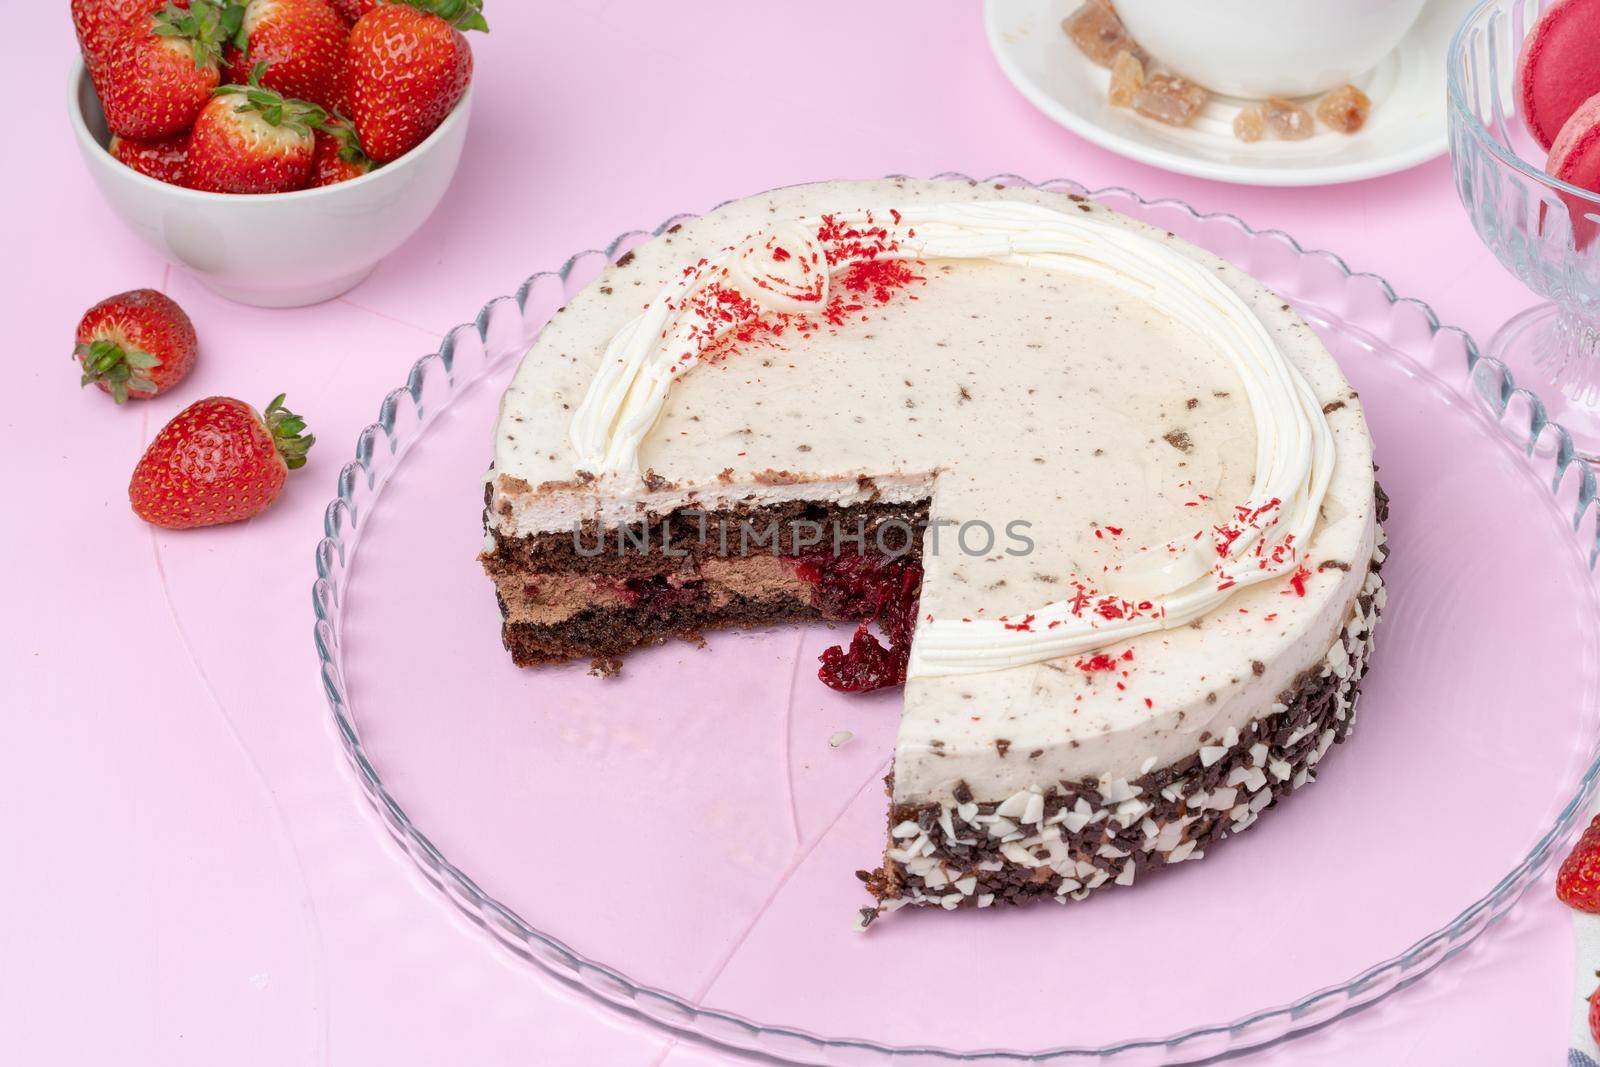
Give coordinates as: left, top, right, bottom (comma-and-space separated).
309, 115, 373, 186
1558, 814, 1600, 912
109, 131, 190, 185
98, 0, 238, 140
329, 0, 378, 25
1591, 978, 1600, 1048
72, 0, 174, 71
75, 289, 198, 404
129, 394, 314, 529
223, 0, 348, 112
346, 0, 484, 164
186, 70, 324, 193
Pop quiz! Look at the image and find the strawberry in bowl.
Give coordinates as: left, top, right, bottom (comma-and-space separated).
71, 0, 176, 77
108, 131, 190, 185
345, 0, 482, 163
68, 0, 485, 306
223, 0, 348, 112
310, 115, 374, 186
95, 0, 233, 140
186, 69, 325, 194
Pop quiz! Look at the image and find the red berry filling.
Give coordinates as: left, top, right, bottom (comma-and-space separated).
793, 549, 924, 693
617, 576, 707, 615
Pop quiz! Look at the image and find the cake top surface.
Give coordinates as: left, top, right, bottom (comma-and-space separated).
490, 178, 1377, 799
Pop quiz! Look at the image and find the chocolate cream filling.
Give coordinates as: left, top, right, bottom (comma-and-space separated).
482, 494, 930, 669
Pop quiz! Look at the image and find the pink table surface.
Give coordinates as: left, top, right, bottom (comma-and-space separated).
2, 1, 1573, 1063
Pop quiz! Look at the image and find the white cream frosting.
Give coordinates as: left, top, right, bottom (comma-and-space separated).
488, 178, 1378, 804
565, 201, 1333, 679
569, 220, 832, 474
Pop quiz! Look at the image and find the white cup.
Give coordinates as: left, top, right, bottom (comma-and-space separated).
1113, 0, 1429, 99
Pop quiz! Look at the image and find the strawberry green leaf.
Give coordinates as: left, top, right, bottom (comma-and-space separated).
222, 1, 248, 51
152, 0, 238, 69
393, 0, 489, 32
316, 116, 373, 166
76, 339, 162, 405
262, 394, 316, 471
215, 71, 329, 136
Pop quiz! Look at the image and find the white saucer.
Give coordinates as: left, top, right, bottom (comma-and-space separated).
985, 0, 1473, 186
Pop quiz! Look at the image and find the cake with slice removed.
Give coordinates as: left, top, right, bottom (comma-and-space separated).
480, 178, 1386, 918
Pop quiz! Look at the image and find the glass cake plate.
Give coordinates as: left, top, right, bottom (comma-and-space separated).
314, 175, 1600, 1063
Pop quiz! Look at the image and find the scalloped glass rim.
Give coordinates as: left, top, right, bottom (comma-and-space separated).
312, 173, 1600, 1064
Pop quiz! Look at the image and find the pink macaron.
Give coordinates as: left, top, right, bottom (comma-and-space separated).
1546, 90, 1600, 249
1517, 0, 1600, 151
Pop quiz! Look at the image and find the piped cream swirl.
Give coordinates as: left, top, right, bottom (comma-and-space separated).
567, 200, 1334, 678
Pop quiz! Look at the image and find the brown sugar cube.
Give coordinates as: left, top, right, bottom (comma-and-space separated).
1317, 84, 1372, 134
1233, 104, 1266, 142
1132, 74, 1208, 127
1063, 0, 1147, 68
1263, 98, 1315, 140
1108, 50, 1145, 107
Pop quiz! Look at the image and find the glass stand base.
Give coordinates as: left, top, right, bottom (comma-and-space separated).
1488, 302, 1600, 458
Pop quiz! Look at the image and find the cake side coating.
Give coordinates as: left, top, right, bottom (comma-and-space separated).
866, 501, 1387, 914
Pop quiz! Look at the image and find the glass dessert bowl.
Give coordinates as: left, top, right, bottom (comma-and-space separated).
1450, 0, 1600, 453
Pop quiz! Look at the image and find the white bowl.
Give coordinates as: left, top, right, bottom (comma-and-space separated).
1114, 0, 1429, 99
68, 58, 472, 308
